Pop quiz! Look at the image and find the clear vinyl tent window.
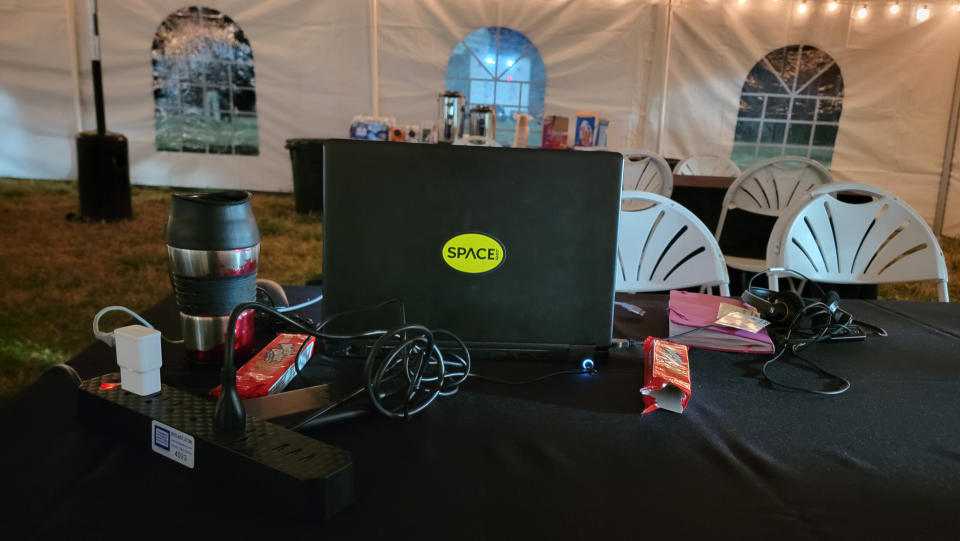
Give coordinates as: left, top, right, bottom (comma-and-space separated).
152, 7, 258, 155
445, 27, 546, 147
731, 44, 843, 170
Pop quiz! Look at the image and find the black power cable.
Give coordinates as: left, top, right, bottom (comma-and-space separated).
746, 269, 858, 395
760, 300, 852, 395
215, 299, 598, 431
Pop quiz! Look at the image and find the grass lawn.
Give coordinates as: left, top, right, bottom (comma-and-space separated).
0, 178, 320, 399
155, 114, 259, 154
0, 177, 956, 400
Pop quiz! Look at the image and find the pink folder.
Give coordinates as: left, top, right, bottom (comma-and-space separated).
668, 290, 775, 354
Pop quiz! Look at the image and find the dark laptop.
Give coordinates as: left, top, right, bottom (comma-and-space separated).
321, 139, 622, 359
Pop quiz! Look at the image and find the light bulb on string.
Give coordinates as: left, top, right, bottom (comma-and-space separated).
798, 0, 808, 13
917, 4, 930, 20
739, 0, 747, 5
828, 1, 838, 11
956, 1, 960, 12
890, 2, 900, 14
857, 4, 868, 18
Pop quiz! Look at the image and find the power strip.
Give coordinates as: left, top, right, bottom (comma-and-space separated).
77, 373, 354, 519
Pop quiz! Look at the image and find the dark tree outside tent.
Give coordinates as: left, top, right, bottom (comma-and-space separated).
152, 6, 259, 155
446, 27, 546, 147
732, 44, 843, 170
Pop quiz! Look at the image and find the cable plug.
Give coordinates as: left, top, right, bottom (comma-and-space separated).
213, 366, 246, 433
581, 358, 598, 375
612, 338, 637, 349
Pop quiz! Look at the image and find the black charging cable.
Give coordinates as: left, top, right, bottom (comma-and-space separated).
761, 300, 852, 395
739, 269, 866, 394
215, 300, 599, 432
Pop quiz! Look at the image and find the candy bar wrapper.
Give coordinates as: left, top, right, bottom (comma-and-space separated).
542, 115, 569, 149
640, 337, 692, 414
210, 333, 315, 400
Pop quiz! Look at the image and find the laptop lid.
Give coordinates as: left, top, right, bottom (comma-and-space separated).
321, 139, 622, 351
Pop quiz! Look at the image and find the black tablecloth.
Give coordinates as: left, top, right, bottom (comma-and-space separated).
2, 288, 958, 539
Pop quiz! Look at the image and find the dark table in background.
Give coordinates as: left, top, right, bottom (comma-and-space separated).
672, 174, 734, 233
2, 287, 958, 539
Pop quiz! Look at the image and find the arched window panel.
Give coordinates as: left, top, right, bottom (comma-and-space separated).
446, 27, 546, 147
152, 6, 258, 155
732, 45, 843, 170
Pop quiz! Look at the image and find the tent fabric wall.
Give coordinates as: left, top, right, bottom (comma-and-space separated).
0, 0, 957, 235
376, 0, 659, 152
95, 0, 372, 192
948, 114, 960, 236
0, 0, 80, 180
662, 0, 960, 235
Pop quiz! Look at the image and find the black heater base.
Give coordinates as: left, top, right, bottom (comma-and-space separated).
76, 131, 132, 221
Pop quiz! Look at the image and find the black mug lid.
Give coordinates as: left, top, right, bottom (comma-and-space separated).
172, 190, 249, 206
165, 190, 260, 250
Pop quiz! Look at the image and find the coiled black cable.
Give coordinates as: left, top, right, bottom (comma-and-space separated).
220, 298, 595, 428
363, 326, 471, 418
221, 300, 475, 423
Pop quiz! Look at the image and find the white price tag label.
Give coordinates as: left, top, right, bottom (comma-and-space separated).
715, 312, 770, 333
151, 420, 195, 469
717, 302, 759, 319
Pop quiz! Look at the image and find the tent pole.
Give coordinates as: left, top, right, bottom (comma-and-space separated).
656, 0, 673, 156
66, 0, 83, 132
88, 0, 105, 135
934, 48, 960, 236
370, 0, 380, 117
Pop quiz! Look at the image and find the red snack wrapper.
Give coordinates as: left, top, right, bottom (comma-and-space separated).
210, 333, 315, 399
640, 337, 692, 415
542, 115, 569, 149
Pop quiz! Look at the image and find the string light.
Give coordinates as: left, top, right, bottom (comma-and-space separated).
890, 1, 900, 14
917, 4, 931, 20
739, 0, 747, 5
798, 0, 808, 13
857, 3, 869, 17
828, 1, 839, 11
956, 1, 960, 12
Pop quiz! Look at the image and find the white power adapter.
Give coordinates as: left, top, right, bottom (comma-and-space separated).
114, 325, 163, 396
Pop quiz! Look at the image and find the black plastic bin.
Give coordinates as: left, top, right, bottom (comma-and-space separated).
285, 138, 326, 214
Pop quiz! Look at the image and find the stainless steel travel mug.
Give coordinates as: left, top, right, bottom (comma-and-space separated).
165, 191, 259, 367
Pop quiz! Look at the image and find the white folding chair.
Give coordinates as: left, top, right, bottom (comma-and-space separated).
617, 191, 730, 295
766, 182, 950, 301
715, 156, 833, 276
674, 154, 741, 177
621, 150, 673, 198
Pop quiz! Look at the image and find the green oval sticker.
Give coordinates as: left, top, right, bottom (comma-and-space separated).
442, 233, 505, 274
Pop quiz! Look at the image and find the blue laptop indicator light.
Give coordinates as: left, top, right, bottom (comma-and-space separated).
581, 358, 595, 371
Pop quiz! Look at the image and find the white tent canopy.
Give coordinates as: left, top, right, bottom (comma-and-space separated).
1, 0, 958, 235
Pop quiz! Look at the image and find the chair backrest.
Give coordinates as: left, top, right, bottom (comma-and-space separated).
715, 155, 833, 240
453, 135, 501, 147
617, 191, 730, 295
621, 151, 673, 198
767, 182, 949, 301
674, 154, 741, 177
